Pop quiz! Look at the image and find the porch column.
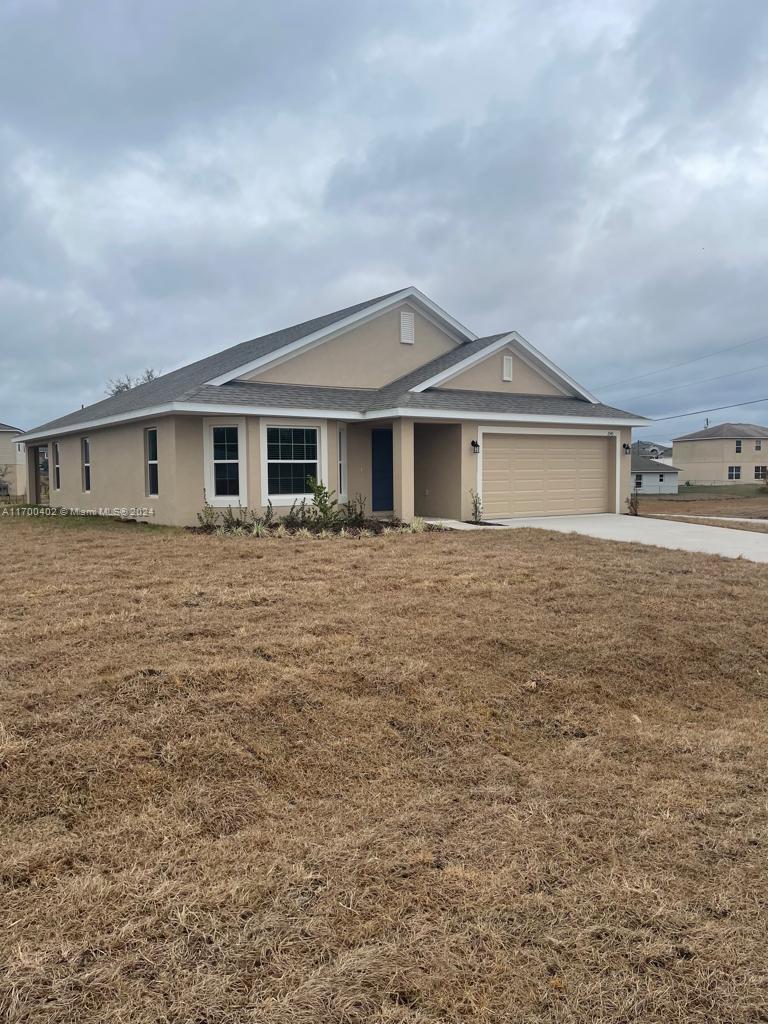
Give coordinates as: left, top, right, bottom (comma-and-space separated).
392, 418, 415, 523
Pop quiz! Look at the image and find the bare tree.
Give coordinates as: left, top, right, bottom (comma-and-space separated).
106, 368, 160, 397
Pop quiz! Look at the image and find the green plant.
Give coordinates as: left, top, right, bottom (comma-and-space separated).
306, 477, 342, 528
408, 517, 427, 533
197, 492, 220, 530
251, 522, 269, 538
470, 489, 483, 524
221, 504, 243, 531
285, 498, 310, 529
341, 493, 367, 527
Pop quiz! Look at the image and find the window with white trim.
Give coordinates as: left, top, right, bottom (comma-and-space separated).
81, 437, 91, 492
735, 440, 742, 453
502, 355, 514, 381
634, 474, 642, 489
755, 465, 767, 480
400, 310, 415, 344
756, 440, 763, 451
145, 427, 159, 496
266, 426, 318, 497
658, 474, 664, 482
212, 425, 240, 497
52, 441, 61, 491
728, 465, 741, 480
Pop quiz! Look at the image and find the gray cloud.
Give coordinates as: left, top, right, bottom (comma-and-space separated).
2, 0, 768, 441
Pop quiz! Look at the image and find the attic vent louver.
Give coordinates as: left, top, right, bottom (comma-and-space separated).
400, 310, 415, 344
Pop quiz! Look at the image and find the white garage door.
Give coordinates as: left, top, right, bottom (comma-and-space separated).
482, 433, 611, 518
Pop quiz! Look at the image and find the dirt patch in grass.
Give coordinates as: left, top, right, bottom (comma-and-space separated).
1, 518, 767, 1023
640, 494, 768, 518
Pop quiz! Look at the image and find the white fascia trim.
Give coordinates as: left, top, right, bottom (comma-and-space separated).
19, 402, 647, 444
370, 407, 648, 427
18, 402, 367, 442
409, 331, 598, 403
203, 287, 477, 387
510, 331, 598, 403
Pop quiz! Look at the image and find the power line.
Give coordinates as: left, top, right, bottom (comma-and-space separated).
651, 395, 768, 423
627, 360, 768, 403
596, 331, 768, 390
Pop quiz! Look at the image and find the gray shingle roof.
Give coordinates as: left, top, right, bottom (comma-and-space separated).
632, 440, 672, 457
0, 422, 22, 432
24, 290, 404, 435
674, 422, 768, 441
632, 454, 679, 474
186, 381, 640, 421
21, 290, 647, 437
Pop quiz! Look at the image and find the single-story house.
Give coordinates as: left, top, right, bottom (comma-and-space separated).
0, 422, 26, 498
631, 453, 679, 494
19, 288, 647, 526
673, 422, 768, 485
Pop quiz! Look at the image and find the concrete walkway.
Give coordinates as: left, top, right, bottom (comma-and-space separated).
426, 514, 768, 563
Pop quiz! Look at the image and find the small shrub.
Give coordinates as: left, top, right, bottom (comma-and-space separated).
306, 477, 342, 529
221, 504, 243, 531
470, 489, 483, 523
197, 493, 220, 530
626, 491, 639, 516
408, 517, 426, 533
285, 498, 310, 529
251, 522, 270, 538
341, 494, 367, 527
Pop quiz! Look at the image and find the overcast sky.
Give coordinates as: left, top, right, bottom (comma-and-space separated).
2, 0, 767, 442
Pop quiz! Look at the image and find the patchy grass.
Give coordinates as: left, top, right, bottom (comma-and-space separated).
1, 517, 767, 1023
645, 515, 768, 534
640, 494, 768, 518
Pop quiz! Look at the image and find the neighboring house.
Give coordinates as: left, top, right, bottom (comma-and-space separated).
632, 439, 674, 466
673, 422, 768, 485
19, 287, 646, 525
631, 453, 679, 495
0, 422, 26, 498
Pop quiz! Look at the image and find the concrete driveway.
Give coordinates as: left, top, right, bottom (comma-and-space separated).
486, 513, 768, 564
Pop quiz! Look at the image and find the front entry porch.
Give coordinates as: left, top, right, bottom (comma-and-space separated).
344, 418, 462, 523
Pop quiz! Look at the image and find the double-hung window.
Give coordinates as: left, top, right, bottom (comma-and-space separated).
212, 426, 240, 497
735, 440, 742, 453
756, 440, 763, 451
728, 465, 741, 480
658, 474, 664, 482
267, 426, 318, 498
52, 442, 61, 491
634, 474, 642, 489
145, 428, 159, 496
755, 466, 767, 480
81, 437, 91, 492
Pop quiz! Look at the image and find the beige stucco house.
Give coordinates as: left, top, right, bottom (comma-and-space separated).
0, 422, 26, 499
673, 422, 768, 486
19, 288, 646, 526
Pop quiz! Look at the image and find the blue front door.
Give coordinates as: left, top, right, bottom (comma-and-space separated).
371, 428, 394, 512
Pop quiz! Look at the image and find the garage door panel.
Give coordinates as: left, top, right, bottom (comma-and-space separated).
482, 433, 611, 517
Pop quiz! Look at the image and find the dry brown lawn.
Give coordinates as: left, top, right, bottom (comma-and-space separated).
645, 515, 768, 535
640, 494, 768, 518
2, 517, 768, 1023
